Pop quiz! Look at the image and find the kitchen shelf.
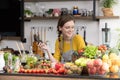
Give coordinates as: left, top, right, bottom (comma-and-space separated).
24, 0, 100, 21
24, 0, 99, 2
96, 16, 120, 19
24, 16, 94, 21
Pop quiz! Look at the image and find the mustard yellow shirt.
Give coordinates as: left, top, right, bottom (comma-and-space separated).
53, 34, 86, 61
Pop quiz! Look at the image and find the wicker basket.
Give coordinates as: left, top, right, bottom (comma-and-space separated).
102, 8, 113, 16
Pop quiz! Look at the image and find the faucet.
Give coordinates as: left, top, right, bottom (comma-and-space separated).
81, 26, 87, 45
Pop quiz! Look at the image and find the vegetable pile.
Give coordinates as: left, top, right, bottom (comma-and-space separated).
83, 45, 98, 59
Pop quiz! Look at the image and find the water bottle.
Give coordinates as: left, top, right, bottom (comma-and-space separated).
14, 57, 20, 71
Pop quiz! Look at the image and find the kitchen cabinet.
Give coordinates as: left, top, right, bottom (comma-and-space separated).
0, 0, 26, 42
24, 0, 119, 21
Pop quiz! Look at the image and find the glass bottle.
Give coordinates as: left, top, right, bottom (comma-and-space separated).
8, 53, 13, 69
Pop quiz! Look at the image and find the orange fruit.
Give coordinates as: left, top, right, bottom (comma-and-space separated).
110, 65, 119, 73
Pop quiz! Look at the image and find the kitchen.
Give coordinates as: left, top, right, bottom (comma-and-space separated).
0, 0, 120, 79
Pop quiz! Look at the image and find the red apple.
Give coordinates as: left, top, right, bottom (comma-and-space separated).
88, 67, 96, 75
87, 60, 94, 68
94, 59, 102, 67
98, 69, 106, 75
101, 62, 109, 72
96, 66, 101, 72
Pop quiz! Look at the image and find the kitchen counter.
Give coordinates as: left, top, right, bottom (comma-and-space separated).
0, 73, 120, 80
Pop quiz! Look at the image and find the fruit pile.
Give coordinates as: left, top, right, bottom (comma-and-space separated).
102, 53, 120, 73
81, 45, 98, 59
87, 58, 109, 75
2, 44, 120, 77
18, 62, 67, 74
74, 57, 90, 67
98, 45, 107, 53
64, 62, 83, 74
77, 44, 108, 59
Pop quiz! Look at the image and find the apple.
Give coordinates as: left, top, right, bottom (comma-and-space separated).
96, 66, 101, 72
98, 69, 106, 75
102, 54, 109, 61
94, 59, 102, 67
88, 67, 96, 75
75, 58, 81, 66
86, 59, 94, 68
101, 62, 109, 72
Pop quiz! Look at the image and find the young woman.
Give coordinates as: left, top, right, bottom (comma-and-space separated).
38, 14, 86, 63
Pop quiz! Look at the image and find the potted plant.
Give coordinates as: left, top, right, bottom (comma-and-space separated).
24, 9, 33, 17
101, 0, 117, 16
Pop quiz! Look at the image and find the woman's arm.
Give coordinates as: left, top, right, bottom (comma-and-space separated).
38, 42, 58, 63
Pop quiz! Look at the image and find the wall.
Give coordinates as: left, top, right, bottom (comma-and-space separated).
0, 0, 120, 53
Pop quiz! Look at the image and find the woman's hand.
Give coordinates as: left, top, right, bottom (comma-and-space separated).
38, 42, 58, 63
38, 42, 49, 52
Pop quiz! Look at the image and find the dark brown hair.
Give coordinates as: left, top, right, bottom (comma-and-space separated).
57, 14, 75, 42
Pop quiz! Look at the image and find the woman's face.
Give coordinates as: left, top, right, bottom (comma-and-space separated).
59, 20, 75, 40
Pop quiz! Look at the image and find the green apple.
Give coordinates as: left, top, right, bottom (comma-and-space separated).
75, 59, 81, 66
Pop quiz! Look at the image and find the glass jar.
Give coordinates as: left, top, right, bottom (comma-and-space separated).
73, 6, 78, 15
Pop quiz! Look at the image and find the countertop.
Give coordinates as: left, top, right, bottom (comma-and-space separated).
0, 72, 120, 80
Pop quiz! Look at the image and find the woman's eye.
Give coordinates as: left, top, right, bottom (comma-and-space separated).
65, 26, 74, 29
71, 26, 74, 29
65, 27, 69, 29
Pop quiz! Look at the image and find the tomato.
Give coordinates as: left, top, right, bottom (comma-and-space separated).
18, 69, 22, 73
48, 68, 54, 73
32, 69, 37, 73
27, 69, 32, 73
24, 69, 28, 73
58, 67, 65, 74
44, 69, 50, 74
19, 68, 25, 73
98, 46, 102, 50
52, 69, 58, 74
39, 69, 45, 73
78, 49, 84, 54
36, 69, 40, 73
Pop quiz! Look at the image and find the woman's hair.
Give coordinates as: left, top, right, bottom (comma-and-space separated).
57, 14, 75, 42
